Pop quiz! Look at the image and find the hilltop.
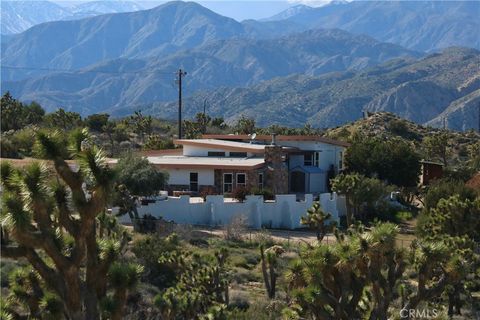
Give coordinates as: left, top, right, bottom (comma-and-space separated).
324, 112, 480, 166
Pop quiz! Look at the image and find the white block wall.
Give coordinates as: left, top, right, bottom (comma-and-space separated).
117, 193, 346, 230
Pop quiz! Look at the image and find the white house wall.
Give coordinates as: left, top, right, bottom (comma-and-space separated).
309, 173, 326, 193
167, 168, 214, 185
284, 142, 344, 171
117, 193, 347, 230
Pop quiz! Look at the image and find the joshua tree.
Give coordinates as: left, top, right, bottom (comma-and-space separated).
1, 129, 140, 320
260, 245, 285, 299
300, 202, 334, 241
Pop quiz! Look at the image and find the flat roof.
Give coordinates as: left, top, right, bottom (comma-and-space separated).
174, 139, 297, 153
201, 134, 350, 147
144, 156, 266, 170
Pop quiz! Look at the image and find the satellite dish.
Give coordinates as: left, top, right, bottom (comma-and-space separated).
250, 133, 257, 140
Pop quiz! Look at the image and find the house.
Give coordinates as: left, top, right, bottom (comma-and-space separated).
133, 134, 349, 195
419, 160, 444, 185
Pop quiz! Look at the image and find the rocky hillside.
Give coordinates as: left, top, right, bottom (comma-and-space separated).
141, 47, 479, 131
324, 112, 480, 165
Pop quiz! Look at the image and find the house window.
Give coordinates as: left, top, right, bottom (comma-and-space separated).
338, 151, 343, 170
258, 173, 263, 189
304, 153, 313, 166
314, 152, 320, 167
236, 173, 246, 188
189, 172, 198, 192
230, 152, 247, 157
208, 151, 225, 157
223, 173, 233, 193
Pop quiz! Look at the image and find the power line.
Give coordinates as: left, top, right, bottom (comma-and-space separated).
1, 65, 176, 75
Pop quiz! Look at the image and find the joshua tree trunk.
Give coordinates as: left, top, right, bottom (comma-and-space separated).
1, 131, 136, 320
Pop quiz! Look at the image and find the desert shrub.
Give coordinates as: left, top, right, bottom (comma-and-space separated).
424, 178, 477, 210
230, 268, 261, 284
133, 213, 157, 233
230, 255, 249, 269
132, 234, 180, 289
251, 187, 275, 200
173, 224, 194, 242
189, 238, 209, 247
223, 215, 248, 241
200, 186, 218, 200
395, 211, 413, 221
232, 186, 250, 202
254, 229, 274, 247
228, 290, 250, 311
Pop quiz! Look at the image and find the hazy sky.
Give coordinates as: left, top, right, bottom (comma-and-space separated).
52, 0, 331, 21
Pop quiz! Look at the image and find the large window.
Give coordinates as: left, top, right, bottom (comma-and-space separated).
236, 173, 246, 188
230, 152, 247, 157
304, 153, 313, 166
208, 151, 225, 157
223, 173, 233, 193
304, 152, 319, 166
189, 172, 198, 192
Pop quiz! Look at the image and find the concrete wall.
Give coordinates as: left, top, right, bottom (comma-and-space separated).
117, 193, 346, 229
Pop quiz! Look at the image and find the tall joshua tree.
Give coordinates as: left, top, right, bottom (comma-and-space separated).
1, 129, 140, 320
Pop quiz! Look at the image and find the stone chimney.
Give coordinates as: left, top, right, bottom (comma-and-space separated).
264, 145, 288, 194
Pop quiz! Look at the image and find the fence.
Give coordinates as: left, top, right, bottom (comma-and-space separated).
115, 193, 346, 230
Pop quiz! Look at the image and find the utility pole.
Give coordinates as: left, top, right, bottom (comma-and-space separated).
176, 69, 187, 139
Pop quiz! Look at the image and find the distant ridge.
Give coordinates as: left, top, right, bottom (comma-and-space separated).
2, 28, 421, 114
140, 47, 480, 131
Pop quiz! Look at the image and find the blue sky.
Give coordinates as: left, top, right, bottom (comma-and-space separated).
52, 0, 331, 21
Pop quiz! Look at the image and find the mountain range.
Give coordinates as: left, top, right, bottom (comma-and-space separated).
140, 47, 480, 130
3, 28, 421, 114
1, 0, 480, 131
266, 0, 480, 52
1, 1, 144, 35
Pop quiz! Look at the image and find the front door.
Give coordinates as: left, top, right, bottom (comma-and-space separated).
291, 171, 306, 193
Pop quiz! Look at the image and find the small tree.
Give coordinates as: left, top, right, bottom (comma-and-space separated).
115, 152, 168, 197
233, 115, 255, 134
300, 202, 334, 241
1, 129, 140, 320
85, 113, 110, 132
331, 173, 387, 226
345, 136, 421, 188
423, 132, 451, 166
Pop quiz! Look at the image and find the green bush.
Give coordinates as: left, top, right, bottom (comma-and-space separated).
395, 211, 413, 221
